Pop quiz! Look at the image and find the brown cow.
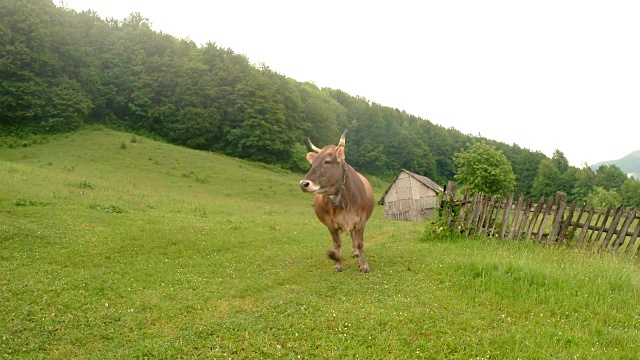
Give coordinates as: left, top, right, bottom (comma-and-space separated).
299, 130, 374, 272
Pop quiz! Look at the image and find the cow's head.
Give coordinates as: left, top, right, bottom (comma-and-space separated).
299, 130, 347, 196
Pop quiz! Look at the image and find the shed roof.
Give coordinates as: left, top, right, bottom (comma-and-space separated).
378, 169, 443, 205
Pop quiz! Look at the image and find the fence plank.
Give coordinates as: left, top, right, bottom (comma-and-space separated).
548, 192, 567, 244
577, 207, 594, 248
627, 221, 640, 256
537, 197, 555, 242
465, 193, 482, 236
508, 194, 524, 240
568, 205, 587, 246
472, 193, 484, 234
455, 189, 471, 232
487, 196, 500, 237
592, 207, 612, 248
613, 207, 636, 249
499, 193, 514, 239
477, 196, 490, 234
587, 210, 604, 244
481, 197, 494, 235
557, 202, 577, 244
602, 205, 624, 249
516, 199, 531, 239
491, 198, 503, 236
526, 197, 546, 240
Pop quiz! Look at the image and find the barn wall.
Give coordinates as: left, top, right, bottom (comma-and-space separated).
383, 197, 438, 221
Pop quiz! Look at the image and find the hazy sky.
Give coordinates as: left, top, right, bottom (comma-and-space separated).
56, 0, 640, 166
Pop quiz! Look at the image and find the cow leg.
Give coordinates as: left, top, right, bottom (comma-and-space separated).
352, 228, 369, 273
327, 228, 343, 272
351, 235, 360, 258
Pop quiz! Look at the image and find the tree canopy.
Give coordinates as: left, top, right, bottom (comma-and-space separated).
453, 141, 516, 196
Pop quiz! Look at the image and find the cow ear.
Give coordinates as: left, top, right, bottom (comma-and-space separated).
335, 145, 345, 163
306, 152, 317, 164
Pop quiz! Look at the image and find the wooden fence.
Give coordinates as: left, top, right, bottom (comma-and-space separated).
442, 183, 640, 256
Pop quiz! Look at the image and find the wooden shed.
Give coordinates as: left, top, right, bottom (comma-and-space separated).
378, 169, 443, 221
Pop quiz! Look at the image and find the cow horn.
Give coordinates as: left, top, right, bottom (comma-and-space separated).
338, 130, 347, 147
308, 139, 322, 153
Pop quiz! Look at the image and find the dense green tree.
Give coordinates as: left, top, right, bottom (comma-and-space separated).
620, 179, 640, 208
41, 77, 92, 132
423, 125, 465, 185
0, 0, 54, 130
551, 149, 570, 174
531, 159, 562, 199
560, 167, 580, 202
572, 165, 596, 204
594, 164, 627, 191
296, 82, 340, 147
502, 144, 546, 197
454, 141, 516, 196
586, 186, 622, 208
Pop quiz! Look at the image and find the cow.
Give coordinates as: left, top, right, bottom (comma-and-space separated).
299, 130, 375, 273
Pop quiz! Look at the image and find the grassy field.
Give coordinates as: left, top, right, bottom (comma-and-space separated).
1, 128, 640, 359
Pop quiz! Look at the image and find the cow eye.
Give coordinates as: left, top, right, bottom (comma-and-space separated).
323, 158, 333, 164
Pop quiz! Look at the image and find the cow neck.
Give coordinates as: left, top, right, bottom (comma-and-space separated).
329, 161, 348, 207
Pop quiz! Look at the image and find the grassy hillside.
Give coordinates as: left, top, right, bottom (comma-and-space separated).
2, 128, 640, 358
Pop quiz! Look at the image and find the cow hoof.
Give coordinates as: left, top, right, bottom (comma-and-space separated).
352, 252, 360, 258
360, 265, 370, 273
334, 265, 343, 272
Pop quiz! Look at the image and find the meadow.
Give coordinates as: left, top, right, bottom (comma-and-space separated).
1, 128, 639, 359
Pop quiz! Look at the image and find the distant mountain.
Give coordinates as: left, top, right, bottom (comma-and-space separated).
591, 150, 640, 179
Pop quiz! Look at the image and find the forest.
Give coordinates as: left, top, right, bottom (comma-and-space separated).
2, 0, 639, 207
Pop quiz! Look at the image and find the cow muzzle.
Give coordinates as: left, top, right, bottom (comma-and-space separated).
299, 180, 320, 192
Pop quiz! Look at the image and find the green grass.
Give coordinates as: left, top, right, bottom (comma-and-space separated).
2, 128, 640, 359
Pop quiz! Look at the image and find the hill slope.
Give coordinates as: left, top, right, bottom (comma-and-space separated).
591, 150, 640, 179
1, 129, 639, 358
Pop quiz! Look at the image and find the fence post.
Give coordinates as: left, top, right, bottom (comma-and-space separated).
455, 188, 471, 232
443, 181, 457, 227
